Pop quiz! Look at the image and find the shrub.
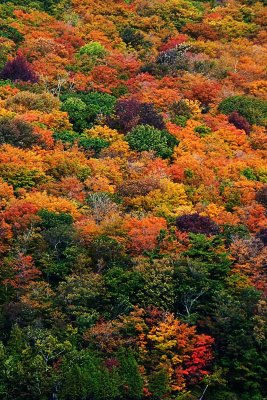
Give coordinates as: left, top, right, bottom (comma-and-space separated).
0, 55, 38, 83
218, 96, 267, 126
228, 111, 251, 134
176, 213, 220, 235
194, 125, 212, 137
0, 24, 24, 44
242, 167, 258, 181
126, 124, 178, 158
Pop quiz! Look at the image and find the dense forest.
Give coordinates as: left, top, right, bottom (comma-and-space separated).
0, 0, 266, 399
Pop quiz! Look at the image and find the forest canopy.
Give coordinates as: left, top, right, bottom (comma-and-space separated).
0, 0, 266, 399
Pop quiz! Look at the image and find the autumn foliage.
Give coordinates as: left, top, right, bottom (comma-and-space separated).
0, 0, 266, 399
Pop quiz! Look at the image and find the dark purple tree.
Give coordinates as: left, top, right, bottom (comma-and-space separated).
228, 111, 251, 135
256, 228, 267, 246
255, 185, 267, 208
0, 54, 38, 83
108, 98, 165, 133
176, 213, 220, 235
139, 103, 166, 130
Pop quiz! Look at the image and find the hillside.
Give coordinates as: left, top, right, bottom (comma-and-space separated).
0, 0, 266, 399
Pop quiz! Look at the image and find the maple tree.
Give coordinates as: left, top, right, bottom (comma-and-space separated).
123, 216, 167, 255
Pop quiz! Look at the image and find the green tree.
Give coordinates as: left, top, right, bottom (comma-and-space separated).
61, 92, 116, 132
57, 272, 105, 330
206, 288, 266, 400
104, 266, 144, 318
78, 42, 106, 58
148, 369, 169, 399
32, 210, 76, 281
126, 124, 178, 158
135, 259, 175, 311
0, 167, 47, 192
118, 350, 143, 399
218, 96, 267, 126
2, 325, 72, 399
183, 234, 232, 281
61, 97, 88, 132
60, 350, 122, 400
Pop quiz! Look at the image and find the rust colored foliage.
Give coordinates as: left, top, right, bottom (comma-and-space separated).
84, 306, 214, 393
228, 111, 251, 135
3, 253, 41, 289
124, 216, 167, 254
3, 201, 40, 235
